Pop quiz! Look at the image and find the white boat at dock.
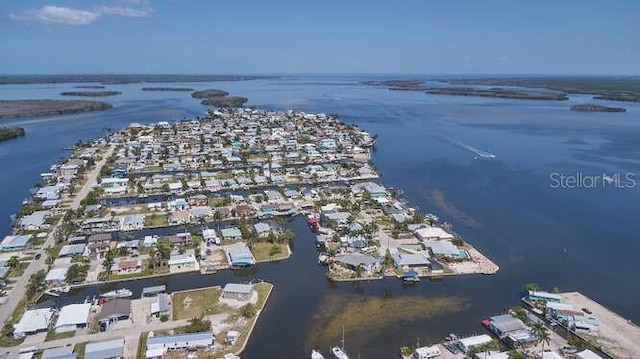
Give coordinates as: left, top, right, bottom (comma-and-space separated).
44, 286, 71, 297
100, 288, 133, 298
311, 349, 325, 359
331, 347, 348, 359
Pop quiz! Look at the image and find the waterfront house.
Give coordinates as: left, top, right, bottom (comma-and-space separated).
202, 228, 220, 245
168, 254, 199, 273
568, 315, 599, 333
55, 303, 91, 333
415, 226, 454, 240
527, 291, 562, 303
13, 308, 54, 338
575, 350, 603, 359
235, 204, 255, 217
142, 285, 166, 298
19, 210, 51, 231
45, 267, 68, 286
321, 212, 351, 228
111, 259, 142, 275
188, 194, 209, 206
169, 232, 192, 246
149, 293, 171, 317
143, 235, 158, 247
356, 182, 387, 198
253, 222, 273, 237
455, 334, 493, 353
334, 253, 379, 273
83, 204, 102, 217
169, 210, 192, 225
221, 227, 243, 241
225, 244, 255, 267
0, 234, 31, 252
392, 252, 430, 268
412, 345, 441, 359
221, 283, 254, 301
84, 338, 125, 359
423, 240, 465, 259
120, 214, 145, 231
168, 198, 188, 211
190, 206, 213, 220
146, 331, 213, 354
97, 299, 131, 327
487, 314, 537, 348
100, 177, 128, 195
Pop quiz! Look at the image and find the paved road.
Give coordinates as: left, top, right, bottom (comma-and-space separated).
0, 144, 115, 327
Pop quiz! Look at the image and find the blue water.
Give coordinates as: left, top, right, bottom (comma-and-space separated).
2, 76, 640, 358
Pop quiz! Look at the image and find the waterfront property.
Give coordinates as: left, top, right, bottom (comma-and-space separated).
84, 338, 125, 359
55, 303, 92, 333
221, 283, 254, 301
146, 331, 213, 353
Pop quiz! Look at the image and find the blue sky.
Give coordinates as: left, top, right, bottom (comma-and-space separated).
1, 0, 639, 75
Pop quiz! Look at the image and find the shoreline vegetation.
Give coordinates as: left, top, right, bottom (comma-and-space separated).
362, 80, 569, 100
60, 91, 122, 97
0, 99, 112, 119
0, 127, 26, 142
74, 85, 106, 89
0, 74, 275, 85
192, 89, 248, 108
142, 87, 194, 92
437, 77, 640, 103
426, 87, 568, 100
570, 103, 626, 112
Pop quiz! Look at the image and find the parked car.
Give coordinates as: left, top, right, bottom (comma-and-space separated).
34, 253, 42, 260
581, 307, 592, 314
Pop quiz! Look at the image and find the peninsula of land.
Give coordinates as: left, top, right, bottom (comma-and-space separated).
425, 87, 569, 100
362, 80, 569, 100
0, 74, 275, 85
60, 91, 122, 97
438, 76, 640, 103
0, 126, 25, 142
142, 87, 194, 92
191, 89, 229, 98
201, 96, 248, 107
570, 103, 626, 112
0, 99, 112, 119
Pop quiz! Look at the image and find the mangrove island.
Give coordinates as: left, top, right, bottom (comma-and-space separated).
0, 126, 26, 142
425, 87, 569, 100
142, 87, 195, 92
0, 99, 112, 119
570, 103, 626, 112
60, 91, 122, 97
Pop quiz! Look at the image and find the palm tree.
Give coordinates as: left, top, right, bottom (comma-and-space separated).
532, 322, 551, 357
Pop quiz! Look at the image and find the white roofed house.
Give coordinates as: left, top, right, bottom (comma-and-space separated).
100, 177, 128, 195
45, 267, 69, 286
202, 228, 220, 245
334, 253, 380, 274
19, 210, 52, 231
1, 234, 31, 252
84, 338, 125, 359
13, 308, 54, 338
423, 240, 466, 260
55, 303, 91, 333
415, 226, 455, 241
119, 214, 145, 231
455, 334, 493, 353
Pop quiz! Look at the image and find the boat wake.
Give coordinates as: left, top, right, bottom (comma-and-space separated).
438, 133, 497, 159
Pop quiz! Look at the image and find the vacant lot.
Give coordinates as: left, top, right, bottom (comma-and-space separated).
173, 286, 224, 320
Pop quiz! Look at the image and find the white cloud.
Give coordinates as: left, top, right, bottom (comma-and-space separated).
10, 1, 153, 25
100, 5, 153, 17
10, 6, 101, 25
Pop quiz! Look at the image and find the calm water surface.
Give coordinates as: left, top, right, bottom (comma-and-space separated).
1, 76, 640, 358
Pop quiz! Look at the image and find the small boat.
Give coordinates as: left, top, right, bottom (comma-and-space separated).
331, 347, 348, 359
311, 350, 325, 359
100, 288, 133, 298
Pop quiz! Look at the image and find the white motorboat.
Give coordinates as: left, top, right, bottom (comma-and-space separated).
311, 349, 325, 359
100, 288, 133, 298
331, 347, 348, 359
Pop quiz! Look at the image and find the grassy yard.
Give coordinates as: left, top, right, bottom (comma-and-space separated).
136, 332, 148, 359
144, 213, 168, 227
45, 330, 75, 341
251, 242, 288, 262
74, 342, 87, 359
225, 282, 273, 355
172, 287, 224, 320
8, 262, 28, 277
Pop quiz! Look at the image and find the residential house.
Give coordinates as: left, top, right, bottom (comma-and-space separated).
221, 227, 243, 241
221, 283, 254, 301
334, 253, 379, 273
149, 294, 171, 317
169, 210, 192, 225
19, 210, 51, 231
120, 214, 145, 231
100, 178, 128, 195
188, 194, 208, 206
202, 229, 220, 245
168, 232, 192, 246
111, 259, 142, 275
1, 234, 31, 252
84, 338, 125, 359
55, 303, 91, 333
97, 299, 131, 327
168, 254, 199, 273
225, 244, 255, 267
45, 267, 68, 286
13, 308, 54, 338
146, 332, 213, 354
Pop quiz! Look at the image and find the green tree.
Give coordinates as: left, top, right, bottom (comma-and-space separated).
532, 322, 551, 356
102, 250, 115, 274
240, 303, 257, 318
6, 256, 20, 269
269, 244, 282, 258
523, 282, 540, 293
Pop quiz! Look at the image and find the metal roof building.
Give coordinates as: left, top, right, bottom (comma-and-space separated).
41, 346, 77, 359
13, 308, 54, 338
84, 338, 124, 359
142, 285, 166, 297
146, 331, 213, 351
58, 244, 86, 258
225, 244, 255, 267
55, 303, 91, 333
222, 283, 254, 301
